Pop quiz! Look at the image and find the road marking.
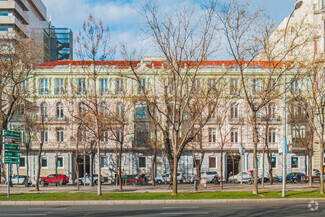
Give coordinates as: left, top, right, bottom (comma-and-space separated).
162, 207, 199, 209
295, 205, 306, 207
28, 208, 66, 210
161, 212, 208, 215
0, 214, 47, 216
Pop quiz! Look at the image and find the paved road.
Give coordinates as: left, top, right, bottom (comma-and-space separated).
0, 182, 320, 194
0, 202, 323, 216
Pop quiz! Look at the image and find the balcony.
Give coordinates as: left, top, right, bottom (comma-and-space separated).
229, 117, 243, 124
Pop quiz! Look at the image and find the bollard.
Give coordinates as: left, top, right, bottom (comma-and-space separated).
194, 179, 198, 192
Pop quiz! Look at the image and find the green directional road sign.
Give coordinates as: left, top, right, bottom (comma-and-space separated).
3, 158, 20, 164
3, 151, 20, 158
3, 144, 20, 151
2, 130, 20, 138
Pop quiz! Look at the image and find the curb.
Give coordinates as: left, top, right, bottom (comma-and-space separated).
1, 198, 325, 206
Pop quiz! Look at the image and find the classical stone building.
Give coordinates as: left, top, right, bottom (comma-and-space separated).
5, 58, 311, 184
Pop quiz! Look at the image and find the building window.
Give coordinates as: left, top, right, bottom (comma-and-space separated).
268, 128, 276, 143
253, 79, 262, 93
139, 156, 146, 168
135, 101, 147, 119
292, 126, 306, 139
116, 78, 123, 94
41, 157, 48, 168
100, 102, 109, 117
79, 103, 87, 117
291, 157, 299, 168
56, 128, 64, 142
230, 79, 238, 94
138, 79, 146, 94
56, 79, 64, 95
101, 130, 109, 142
100, 156, 108, 168
78, 78, 86, 94
209, 104, 216, 119
208, 79, 216, 93
208, 128, 216, 143
117, 102, 123, 116
40, 102, 48, 119
269, 104, 276, 119
193, 79, 201, 93
57, 157, 63, 168
230, 103, 238, 120
291, 80, 299, 94
56, 102, 64, 120
19, 157, 25, 167
80, 128, 87, 142
40, 79, 48, 95
231, 128, 238, 143
271, 157, 276, 168
100, 79, 108, 95
41, 129, 48, 143
209, 156, 216, 168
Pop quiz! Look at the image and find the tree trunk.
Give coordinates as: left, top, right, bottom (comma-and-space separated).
320, 138, 324, 194
151, 148, 157, 186
55, 151, 58, 186
232, 155, 235, 185
266, 148, 273, 185
172, 157, 178, 195
118, 146, 123, 192
35, 148, 42, 191
220, 146, 224, 190
308, 145, 313, 187
74, 153, 79, 191
97, 138, 102, 196
252, 112, 258, 195
262, 147, 265, 189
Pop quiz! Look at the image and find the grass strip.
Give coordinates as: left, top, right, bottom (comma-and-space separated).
0, 191, 325, 201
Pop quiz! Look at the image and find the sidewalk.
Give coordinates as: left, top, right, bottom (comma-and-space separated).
1, 198, 325, 206
0, 182, 320, 194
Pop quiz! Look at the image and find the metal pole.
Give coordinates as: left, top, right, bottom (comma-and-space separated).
90, 153, 93, 187
7, 164, 10, 199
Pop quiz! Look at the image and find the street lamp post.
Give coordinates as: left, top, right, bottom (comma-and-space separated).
282, 0, 303, 198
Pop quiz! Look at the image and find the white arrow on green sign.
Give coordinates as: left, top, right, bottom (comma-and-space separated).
2, 130, 20, 138
3, 144, 20, 151
3, 158, 20, 164
3, 151, 20, 158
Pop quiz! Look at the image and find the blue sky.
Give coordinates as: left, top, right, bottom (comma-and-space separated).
42, 0, 297, 59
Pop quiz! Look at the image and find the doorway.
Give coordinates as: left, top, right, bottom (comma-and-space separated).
227, 154, 240, 178
78, 155, 90, 177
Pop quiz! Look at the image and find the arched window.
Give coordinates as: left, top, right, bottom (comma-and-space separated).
230, 103, 238, 120
40, 102, 48, 119
56, 102, 64, 120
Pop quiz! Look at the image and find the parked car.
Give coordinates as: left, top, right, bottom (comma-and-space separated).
190, 171, 219, 183
74, 174, 104, 185
5, 175, 31, 186
155, 173, 183, 184
277, 172, 305, 183
228, 171, 253, 183
39, 174, 69, 186
112, 174, 146, 185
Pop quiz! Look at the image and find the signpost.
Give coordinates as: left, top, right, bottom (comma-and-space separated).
2, 130, 20, 199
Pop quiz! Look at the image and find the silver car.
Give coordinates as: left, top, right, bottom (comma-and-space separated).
74, 174, 104, 185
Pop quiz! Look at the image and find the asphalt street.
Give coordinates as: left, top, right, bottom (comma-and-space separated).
0, 202, 324, 217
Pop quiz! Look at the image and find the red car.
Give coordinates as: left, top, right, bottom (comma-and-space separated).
39, 174, 69, 186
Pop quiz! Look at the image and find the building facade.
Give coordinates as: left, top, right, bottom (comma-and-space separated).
5, 59, 311, 184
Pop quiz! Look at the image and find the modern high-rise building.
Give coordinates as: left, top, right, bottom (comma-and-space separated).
0, 0, 73, 63
49, 27, 73, 61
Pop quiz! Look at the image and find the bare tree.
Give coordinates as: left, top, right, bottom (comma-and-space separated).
218, 0, 313, 194
0, 31, 39, 182
74, 13, 115, 196
122, 0, 220, 195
